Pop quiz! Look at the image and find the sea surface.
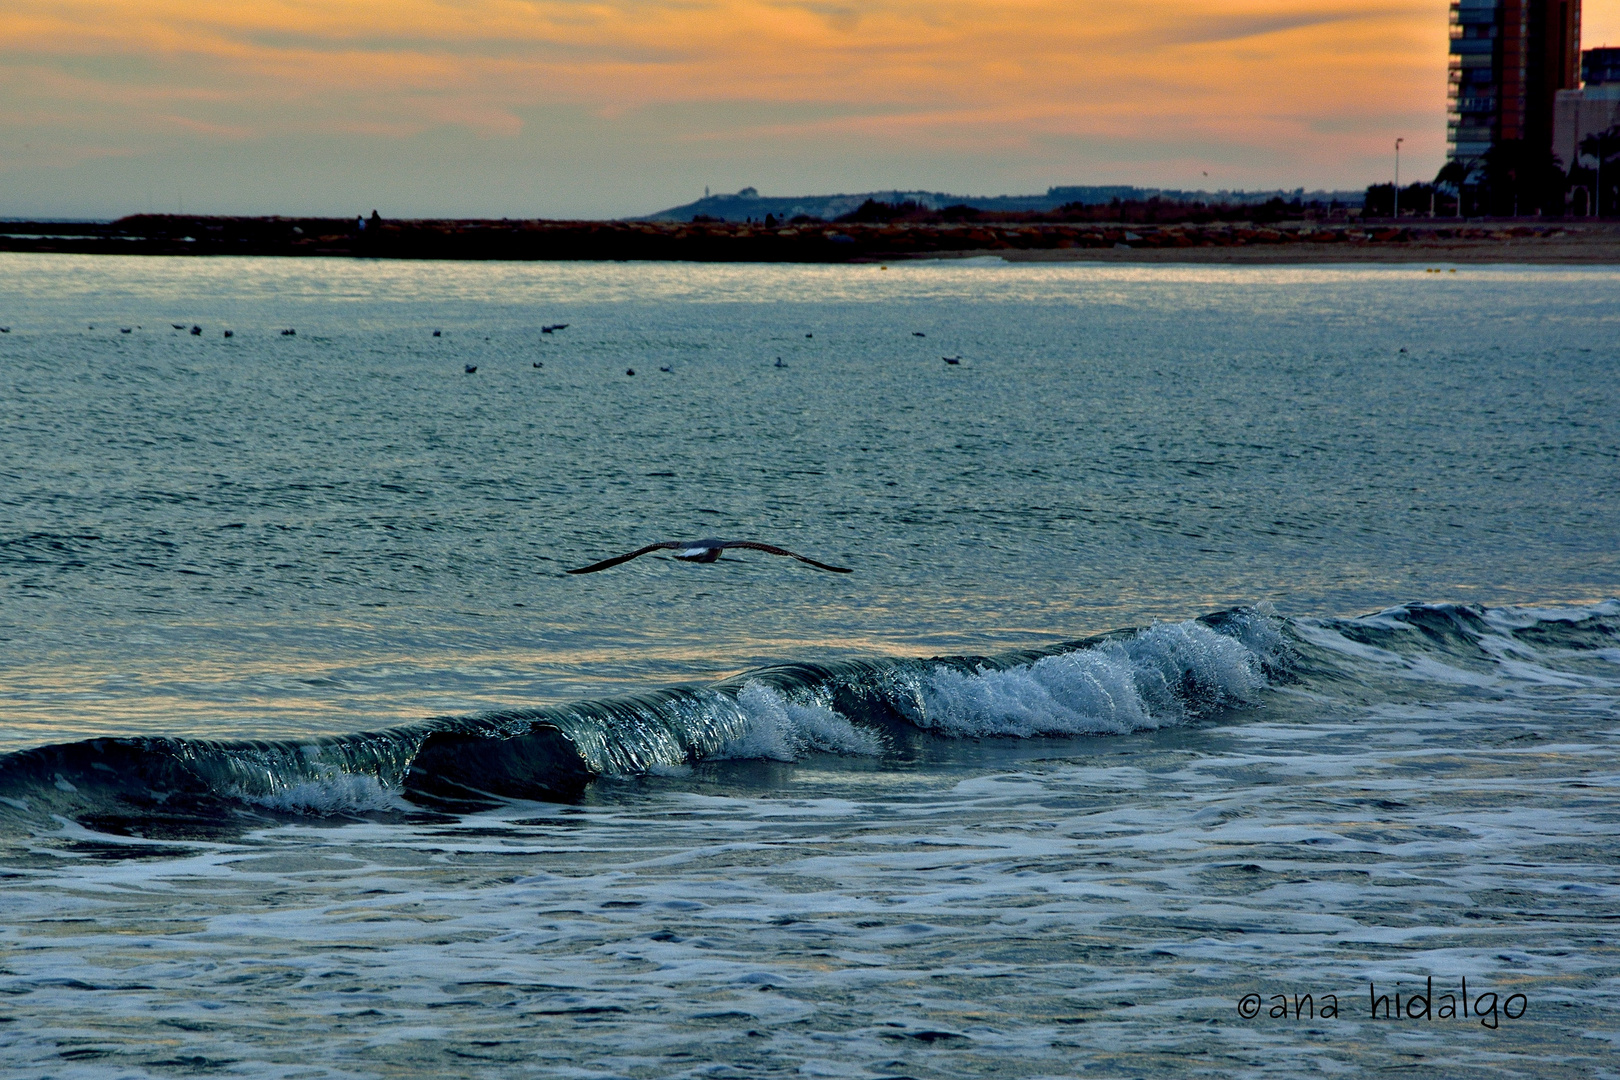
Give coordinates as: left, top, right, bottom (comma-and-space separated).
1, 253, 1618, 1078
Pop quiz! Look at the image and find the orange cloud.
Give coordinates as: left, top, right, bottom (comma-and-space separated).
1, 2, 1443, 118
0, 0, 1473, 209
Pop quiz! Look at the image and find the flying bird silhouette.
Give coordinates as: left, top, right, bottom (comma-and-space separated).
566, 538, 852, 574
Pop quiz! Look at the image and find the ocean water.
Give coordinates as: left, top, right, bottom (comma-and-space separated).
1, 253, 1618, 1077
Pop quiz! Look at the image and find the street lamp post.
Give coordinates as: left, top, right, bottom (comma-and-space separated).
1394, 138, 1404, 219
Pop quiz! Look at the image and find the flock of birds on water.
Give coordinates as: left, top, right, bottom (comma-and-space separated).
52, 320, 970, 377
11, 318, 969, 575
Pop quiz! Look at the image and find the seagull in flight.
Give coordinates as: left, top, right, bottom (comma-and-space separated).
566, 538, 852, 574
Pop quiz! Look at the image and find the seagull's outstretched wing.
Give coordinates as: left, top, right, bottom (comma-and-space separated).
719, 541, 853, 573
565, 541, 682, 574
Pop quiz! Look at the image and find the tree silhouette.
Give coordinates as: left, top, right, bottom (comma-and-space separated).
1579, 125, 1620, 216
1433, 161, 1471, 217
836, 199, 926, 223
1477, 140, 1566, 216
1364, 182, 1435, 218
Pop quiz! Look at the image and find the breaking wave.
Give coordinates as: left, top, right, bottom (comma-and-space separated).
2, 602, 1614, 836
917, 617, 1273, 737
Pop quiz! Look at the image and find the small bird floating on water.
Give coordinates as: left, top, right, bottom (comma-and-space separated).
533, 361, 543, 368
432, 330, 441, 337
567, 538, 851, 574
0, 327, 9, 333
626, 368, 635, 376
659, 365, 672, 373
465, 364, 477, 373
280, 328, 296, 336
913, 331, 926, 337
774, 357, 786, 367
190, 326, 202, 335
223, 330, 233, 338
171, 324, 185, 330
942, 356, 961, 365
542, 324, 569, 333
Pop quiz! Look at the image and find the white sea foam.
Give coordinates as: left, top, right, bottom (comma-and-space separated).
1298, 601, 1620, 693
235, 771, 404, 815
6, 611, 1617, 1080
917, 618, 1269, 737
714, 682, 885, 761
10, 681, 1613, 1079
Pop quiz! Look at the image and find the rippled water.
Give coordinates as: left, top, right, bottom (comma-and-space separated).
1, 254, 1617, 1077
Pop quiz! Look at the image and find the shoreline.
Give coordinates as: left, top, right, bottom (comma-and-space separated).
3, 215, 1619, 265
984, 239, 1620, 265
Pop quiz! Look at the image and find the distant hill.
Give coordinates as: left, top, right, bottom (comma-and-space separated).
640, 185, 1366, 222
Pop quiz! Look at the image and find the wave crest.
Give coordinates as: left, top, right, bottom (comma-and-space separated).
714, 682, 886, 761
0, 606, 1291, 831
918, 617, 1273, 737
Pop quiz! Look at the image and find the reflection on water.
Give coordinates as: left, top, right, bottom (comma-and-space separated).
2, 256, 1617, 747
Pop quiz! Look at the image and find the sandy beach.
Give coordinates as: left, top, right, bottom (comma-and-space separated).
993, 225, 1620, 264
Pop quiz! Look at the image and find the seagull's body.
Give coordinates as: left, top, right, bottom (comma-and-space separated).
566, 538, 851, 575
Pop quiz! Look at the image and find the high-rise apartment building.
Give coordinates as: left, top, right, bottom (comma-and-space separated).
1554, 49, 1620, 184
1584, 47, 1620, 85
1448, 0, 1582, 165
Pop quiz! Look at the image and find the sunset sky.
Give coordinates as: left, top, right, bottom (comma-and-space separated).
4, 1, 1618, 219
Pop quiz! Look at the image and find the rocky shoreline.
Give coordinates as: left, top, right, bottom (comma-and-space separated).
4, 215, 1618, 264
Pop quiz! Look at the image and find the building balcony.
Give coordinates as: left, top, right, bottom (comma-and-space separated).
1450, 38, 1496, 55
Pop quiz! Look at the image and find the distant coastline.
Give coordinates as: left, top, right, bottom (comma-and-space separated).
637, 184, 1368, 223
3, 216, 1618, 264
